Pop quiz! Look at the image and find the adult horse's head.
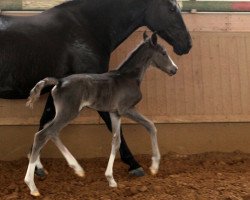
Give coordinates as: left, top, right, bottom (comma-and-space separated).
145, 0, 192, 55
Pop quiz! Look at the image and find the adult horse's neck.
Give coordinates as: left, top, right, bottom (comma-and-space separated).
62, 0, 149, 53
117, 43, 152, 83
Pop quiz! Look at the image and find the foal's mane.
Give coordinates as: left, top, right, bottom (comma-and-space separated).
116, 40, 148, 72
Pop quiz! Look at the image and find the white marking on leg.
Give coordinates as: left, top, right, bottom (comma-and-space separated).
105, 113, 121, 187
149, 131, 161, 175
53, 137, 84, 177
105, 153, 117, 187
24, 161, 40, 196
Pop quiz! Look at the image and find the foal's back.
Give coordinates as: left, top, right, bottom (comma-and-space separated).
53, 72, 141, 113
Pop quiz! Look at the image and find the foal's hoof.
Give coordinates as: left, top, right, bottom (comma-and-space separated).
35, 168, 48, 180
75, 170, 85, 178
31, 191, 41, 197
129, 167, 145, 177
149, 167, 158, 175
109, 180, 118, 188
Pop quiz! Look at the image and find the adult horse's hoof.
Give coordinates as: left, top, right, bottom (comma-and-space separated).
129, 167, 145, 177
35, 168, 48, 180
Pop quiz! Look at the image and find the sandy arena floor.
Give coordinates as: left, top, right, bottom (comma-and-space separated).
0, 152, 250, 200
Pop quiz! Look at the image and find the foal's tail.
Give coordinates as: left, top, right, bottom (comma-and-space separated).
26, 77, 59, 109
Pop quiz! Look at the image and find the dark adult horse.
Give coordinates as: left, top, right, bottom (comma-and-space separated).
0, 0, 192, 177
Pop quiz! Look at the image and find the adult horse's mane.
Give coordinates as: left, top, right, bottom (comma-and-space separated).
54, 0, 82, 9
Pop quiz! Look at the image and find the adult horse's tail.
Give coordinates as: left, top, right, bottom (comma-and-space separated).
26, 77, 58, 109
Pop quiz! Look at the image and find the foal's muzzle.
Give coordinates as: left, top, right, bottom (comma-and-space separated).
168, 67, 178, 76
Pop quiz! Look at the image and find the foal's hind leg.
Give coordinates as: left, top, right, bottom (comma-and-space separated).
105, 112, 121, 187
25, 99, 83, 196
124, 109, 161, 175
27, 94, 55, 179
25, 124, 53, 196
98, 111, 144, 176
51, 137, 84, 177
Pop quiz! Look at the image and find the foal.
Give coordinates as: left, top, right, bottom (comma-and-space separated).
24, 33, 178, 196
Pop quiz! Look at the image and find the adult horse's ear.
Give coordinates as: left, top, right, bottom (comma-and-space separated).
143, 31, 149, 41
150, 32, 158, 46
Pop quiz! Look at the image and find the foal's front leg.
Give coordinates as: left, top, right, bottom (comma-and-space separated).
98, 111, 144, 176
105, 112, 121, 187
124, 109, 161, 175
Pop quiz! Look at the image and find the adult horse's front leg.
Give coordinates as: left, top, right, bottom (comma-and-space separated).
98, 111, 145, 176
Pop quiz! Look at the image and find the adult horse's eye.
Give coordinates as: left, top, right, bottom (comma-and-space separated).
169, 6, 176, 12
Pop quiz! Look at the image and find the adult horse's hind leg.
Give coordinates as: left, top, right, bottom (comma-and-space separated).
39, 93, 56, 130
98, 111, 145, 177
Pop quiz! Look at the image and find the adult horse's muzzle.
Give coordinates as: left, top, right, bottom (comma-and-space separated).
174, 41, 192, 55
158, 31, 192, 55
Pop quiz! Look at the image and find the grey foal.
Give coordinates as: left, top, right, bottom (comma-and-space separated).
24, 32, 178, 196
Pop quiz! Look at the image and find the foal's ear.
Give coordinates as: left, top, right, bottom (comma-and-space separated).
143, 31, 149, 41
150, 32, 158, 46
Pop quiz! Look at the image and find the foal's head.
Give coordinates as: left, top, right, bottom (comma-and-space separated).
144, 32, 178, 76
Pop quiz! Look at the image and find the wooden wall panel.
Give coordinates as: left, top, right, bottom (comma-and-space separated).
22, 0, 64, 10
1, 13, 250, 125
108, 30, 250, 124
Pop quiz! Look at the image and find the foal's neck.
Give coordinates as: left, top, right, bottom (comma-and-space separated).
117, 43, 153, 83
64, 0, 149, 52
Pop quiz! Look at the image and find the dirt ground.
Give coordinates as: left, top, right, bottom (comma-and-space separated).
0, 152, 250, 200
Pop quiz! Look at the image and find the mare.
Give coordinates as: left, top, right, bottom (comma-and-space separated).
25, 32, 178, 196
0, 0, 192, 177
